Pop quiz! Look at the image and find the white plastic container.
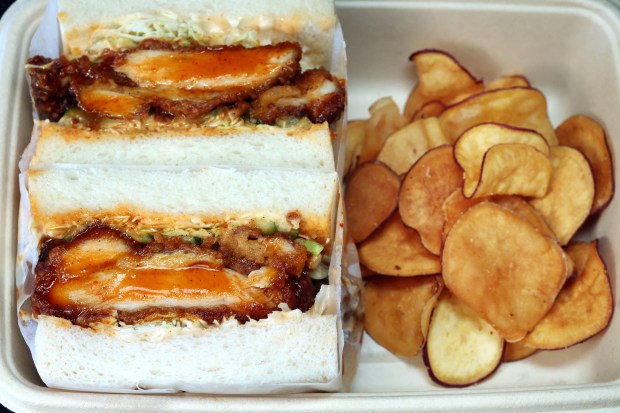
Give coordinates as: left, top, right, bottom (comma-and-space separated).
1, 0, 620, 411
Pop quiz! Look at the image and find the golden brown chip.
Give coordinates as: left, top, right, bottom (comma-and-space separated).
523, 240, 613, 349
441, 190, 484, 242
530, 146, 595, 245
470, 143, 551, 199
453, 123, 550, 197
423, 117, 451, 148
502, 340, 537, 362
344, 119, 367, 176
487, 75, 530, 91
439, 88, 558, 145
556, 114, 614, 214
442, 202, 567, 342
424, 290, 504, 387
345, 161, 401, 243
492, 195, 555, 239
564, 252, 576, 281
420, 278, 445, 341
364, 275, 443, 358
442, 193, 556, 242
399, 145, 463, 255
358, 211, 441, 276
442, 193, 571, 282
377, 117, 450, 176
404, 49, 483, 120
359, 97, 407, 164
377, 120, 429, 175
412, 100, 447, 120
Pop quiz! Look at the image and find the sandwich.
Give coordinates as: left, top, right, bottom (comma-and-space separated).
17, 0, 357, 393
24, 164, 340, 391
26, 0, 345, 128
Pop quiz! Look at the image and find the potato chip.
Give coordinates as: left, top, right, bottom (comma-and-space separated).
503, 340, 536, 362
424, 290, 504, 387
359, 97, 407, 164
377, 121, 429, 175
442, 192, 556, 242
487, 75, 530, 91
364, 275, 443, 358
439, 88, 558, 145
344, 119, 367, 176
404, 49, 483, 120
377, 117, 450, 175
523, 240, 613, 349
492, 195, 555, 239
454, 123, 550, 197
358, 211, 441, 276
423, 117, 451, 148
564, 253, 576, 281
556, 115, 614, 214
345, 161, 400, 243
442, 193, 572, 282
470, 143, 552, 198
530, 146, 595, 245
442, 202, 566, 342
412, 100, 446, 120
441, 190, 484, 242
420, 278, 444, 342
399, 146, 463, 255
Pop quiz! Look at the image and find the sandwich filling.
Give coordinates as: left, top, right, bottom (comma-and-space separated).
32, 224, 326, 328
27, 40, 345, 126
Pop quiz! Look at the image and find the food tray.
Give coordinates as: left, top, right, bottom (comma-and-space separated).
1, 0, 620, 411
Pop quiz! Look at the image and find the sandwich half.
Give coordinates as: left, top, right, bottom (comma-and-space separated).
22, 163, 341, 391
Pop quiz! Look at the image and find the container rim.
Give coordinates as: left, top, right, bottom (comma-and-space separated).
1, 0, 620, 411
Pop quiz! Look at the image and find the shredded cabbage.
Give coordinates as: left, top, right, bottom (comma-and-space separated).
88, 14, 265, 56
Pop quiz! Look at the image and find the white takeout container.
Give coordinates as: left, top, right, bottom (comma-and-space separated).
1, 0, 620, 411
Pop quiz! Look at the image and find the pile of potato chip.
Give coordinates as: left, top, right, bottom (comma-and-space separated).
345, 49, 614, 387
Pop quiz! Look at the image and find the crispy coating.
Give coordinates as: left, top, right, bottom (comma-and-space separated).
32, 224, 316, 327
28, 41, 302, 121
27, 41, 346, 125
250, 68, 346, 124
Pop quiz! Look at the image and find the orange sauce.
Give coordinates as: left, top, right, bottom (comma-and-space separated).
48, 265, 234, 307
77, 86, 145, 117
123, 48, 283, 85
117, 267, 233, 298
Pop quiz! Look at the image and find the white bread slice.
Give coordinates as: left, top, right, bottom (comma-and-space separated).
57, 0, 337, 69
34, 312, 340, 392
31, 122, 335, 170
27, 166, 338, 241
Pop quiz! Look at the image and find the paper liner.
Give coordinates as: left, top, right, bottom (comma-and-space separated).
17, 0, 362, 395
